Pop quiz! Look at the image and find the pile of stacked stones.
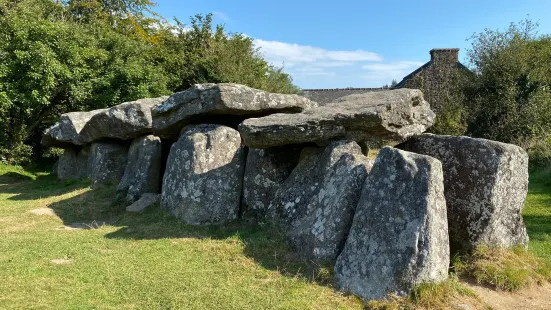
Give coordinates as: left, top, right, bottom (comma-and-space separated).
42, 83, 529, 301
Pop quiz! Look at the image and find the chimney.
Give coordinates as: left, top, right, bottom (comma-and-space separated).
430, 48, 459, 64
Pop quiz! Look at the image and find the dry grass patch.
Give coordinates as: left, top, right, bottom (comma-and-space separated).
366, 275, 481, 310
455, 246, 551, 291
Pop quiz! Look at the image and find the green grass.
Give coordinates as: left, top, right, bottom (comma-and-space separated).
1, 164, 550, 309
0, 164, 361, 309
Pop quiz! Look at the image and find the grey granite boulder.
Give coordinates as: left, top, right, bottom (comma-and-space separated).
88, 142, 129, 189
126, 193, 160, 213
160, 124, 245, 225
42, 97, 168, 147
55, 146, 91, 180
269, 141, 367, 228
335, 147, 449, 301
117, 135, 162, 203
397, 134, 529, 252
152, 83, 317, 138
239, 89, 435, 148
241, 146, 301, 220
266, 141, 374, 262
286, 143, 373, 262
42, 110, 102, 147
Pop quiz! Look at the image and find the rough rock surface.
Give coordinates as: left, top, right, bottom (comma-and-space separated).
88, 142, 129, 189
42, 97, 167, 147
152, 83, 317, 138
286, 142, 373, 262
239, 89, 435, 148
335, 147, 449, 301
397, 134, 529, 251
117, 135, 162, 203
160, 124, 245, 225
55, 146, 90, 180
126, 193, 160, 212
241, 146, 301, 220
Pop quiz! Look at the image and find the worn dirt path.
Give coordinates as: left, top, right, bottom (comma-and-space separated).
463, 282, 551, 310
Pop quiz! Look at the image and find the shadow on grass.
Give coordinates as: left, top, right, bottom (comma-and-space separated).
42, 184, 330, 285
0, 172, 89, 201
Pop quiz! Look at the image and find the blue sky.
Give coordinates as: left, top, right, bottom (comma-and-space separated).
154, 0, 551, 89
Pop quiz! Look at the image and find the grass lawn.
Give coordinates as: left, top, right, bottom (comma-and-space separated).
0, 163, 549, 309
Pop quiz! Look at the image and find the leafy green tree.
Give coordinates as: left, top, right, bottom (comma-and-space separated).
464, 20, 551, 165
0, 1, 298, 165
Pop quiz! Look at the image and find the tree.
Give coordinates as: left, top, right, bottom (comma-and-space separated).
0, 1, 298, 164
464, 20, 551, 165
390, 79, 398, 88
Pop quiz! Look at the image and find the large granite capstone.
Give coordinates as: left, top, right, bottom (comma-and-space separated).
160, 124, 245, 225
335, 147, 449, 301
152, 83, 317, 138
42, 96, 168, 147
397, 134, 529, 252
238, 89, 435, 148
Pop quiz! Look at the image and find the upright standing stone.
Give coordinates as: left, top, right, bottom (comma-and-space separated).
161, 124, 245, 225
88, 142, 129, 189
56, 146, 90, 180
335, 147, 449, 301
286, 145, 373, 262
397, 134, 529, 252
117, 135, 162, 203
242, 146, 301, 220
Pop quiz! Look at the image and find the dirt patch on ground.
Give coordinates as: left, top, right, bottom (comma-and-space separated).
51, 258, 74, 265
464, 282, 551, 310
29, 208, 57, 216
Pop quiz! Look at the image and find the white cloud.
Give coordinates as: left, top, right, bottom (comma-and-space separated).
252, 38, 424, 88
254, 39, 382, 66
212, 11, 230, 22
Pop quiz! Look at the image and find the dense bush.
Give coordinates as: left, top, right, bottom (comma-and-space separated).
431, 20, 551, 167
0, 0, 298, 164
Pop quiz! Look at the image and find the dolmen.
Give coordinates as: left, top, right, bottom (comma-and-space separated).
43, 83, 530, 302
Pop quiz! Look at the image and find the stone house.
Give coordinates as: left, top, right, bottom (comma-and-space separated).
302, 48, 470, 112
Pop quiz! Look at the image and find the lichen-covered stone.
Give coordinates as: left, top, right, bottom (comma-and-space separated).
42, 97, 167, 147
238, 89, 435, 148
286, 143, 373, 262
152, 83, 317, 138
117, 135, 162, 203
55, 146, 90, 180
397, 134, 529, 252
241, 146, 301, 220
335, 147, 449, 301
88, 142, 129, 189
269, 141, 368, 228
160, 124, 245, 225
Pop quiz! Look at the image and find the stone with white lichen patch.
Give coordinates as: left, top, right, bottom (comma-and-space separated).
160, 124, 245, 225
285, 141, 374, 262
334, 147, 449, 301
396, 134, 529, 252
267, 141, 374, 262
